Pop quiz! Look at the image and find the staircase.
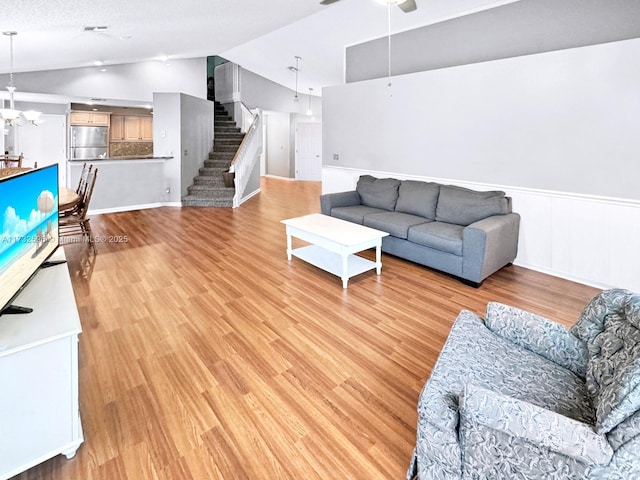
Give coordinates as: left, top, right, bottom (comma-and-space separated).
182, 102, 245, 207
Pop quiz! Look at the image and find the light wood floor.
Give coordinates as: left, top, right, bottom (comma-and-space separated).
18, 177, 599, 480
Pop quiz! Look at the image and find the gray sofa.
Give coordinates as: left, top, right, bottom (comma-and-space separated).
320, 175, 520, 285
408, 289, 640, 479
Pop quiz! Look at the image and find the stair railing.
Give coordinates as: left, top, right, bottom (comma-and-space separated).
238, 102, 254, 133
229, 110, 262, 207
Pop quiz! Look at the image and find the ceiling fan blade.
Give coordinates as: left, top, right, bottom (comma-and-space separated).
398, 0, 417, 13
319, 0, 341, 5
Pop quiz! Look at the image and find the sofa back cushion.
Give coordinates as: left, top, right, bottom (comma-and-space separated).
571, 289, 640, 434
394, 180, 441, 220
356, 175, 400, 212
435, 185, 509, 226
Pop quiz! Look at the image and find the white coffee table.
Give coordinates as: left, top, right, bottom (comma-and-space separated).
281, 213, 389, 288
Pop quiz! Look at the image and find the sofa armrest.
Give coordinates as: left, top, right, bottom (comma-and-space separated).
460, 385, 613, 468
485, 302, 588, 377
462, 212, 520, 283
319, 190, 361, 215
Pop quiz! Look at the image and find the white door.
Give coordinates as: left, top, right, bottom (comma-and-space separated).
16, 114, 68, 187
295, 123, 322, 181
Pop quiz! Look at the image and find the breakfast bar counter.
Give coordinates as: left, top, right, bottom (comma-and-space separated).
67, 157, 173, 213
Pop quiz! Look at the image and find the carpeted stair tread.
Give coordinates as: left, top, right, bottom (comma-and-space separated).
182, 194, 234, 208
182, 101, 241, 208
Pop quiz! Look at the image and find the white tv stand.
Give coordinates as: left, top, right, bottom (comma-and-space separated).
0, 248, 83, 480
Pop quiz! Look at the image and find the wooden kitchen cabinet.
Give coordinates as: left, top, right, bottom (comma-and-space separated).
140, 116, 153, 141
122, 115, 153, 141
70, 111, 110, 126
110, 114, 125, 141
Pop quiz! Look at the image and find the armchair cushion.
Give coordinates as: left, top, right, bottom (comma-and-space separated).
485, 302, 589, 377
571, 289, 640, 434
409, 291, 640, 480
460, 385, 613, 469
410, 310, 595, 479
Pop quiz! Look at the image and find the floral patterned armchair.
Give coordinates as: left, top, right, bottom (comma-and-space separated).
408, 289, 640, 479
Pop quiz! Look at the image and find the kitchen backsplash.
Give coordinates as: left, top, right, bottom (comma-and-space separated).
110, 142, 153, 157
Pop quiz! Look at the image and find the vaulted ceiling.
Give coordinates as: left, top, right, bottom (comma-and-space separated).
0, 0, 518, 94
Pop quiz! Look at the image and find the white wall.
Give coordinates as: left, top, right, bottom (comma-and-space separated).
324, 38, 640, 200
180, 95, 214, 196
153, 93, 183, 204
68, 160, 167, 214
239, 68, 322, 178
264, 112, 290, 178
240, 68, 322, 116
322, 38, 640, 292
0, 58, 207, 103
153, 93, 214, 203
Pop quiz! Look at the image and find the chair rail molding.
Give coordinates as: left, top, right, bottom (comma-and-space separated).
322, 165, 640, 293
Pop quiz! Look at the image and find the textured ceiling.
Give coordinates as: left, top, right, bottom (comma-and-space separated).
221, 0, 518, 94
0, 0, 517, 95
0, 0, 327, 72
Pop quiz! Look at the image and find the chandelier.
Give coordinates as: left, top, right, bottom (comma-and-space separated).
1, 31, 41, 128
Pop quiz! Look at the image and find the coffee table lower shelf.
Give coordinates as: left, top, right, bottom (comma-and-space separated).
290, 245, 377, 288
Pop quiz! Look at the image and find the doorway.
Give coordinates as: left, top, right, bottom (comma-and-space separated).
264, 112, 290, 178
14, 114, 68, 187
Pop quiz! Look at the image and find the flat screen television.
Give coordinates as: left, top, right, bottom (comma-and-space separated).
0, 164, 60, 316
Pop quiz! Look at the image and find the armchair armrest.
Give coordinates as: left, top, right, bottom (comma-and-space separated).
485, 302, 588, 377
462, 213, 520, 283
319, 190, 361, 215
460, 385, 613, 467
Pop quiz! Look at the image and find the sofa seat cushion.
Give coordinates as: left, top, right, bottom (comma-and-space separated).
395, 180, 440, 220
363, 212, 430, 239
331, 205, 387, 224
436, 185, 508, 226
356, 175, 401, 211
408, 221, 464, 256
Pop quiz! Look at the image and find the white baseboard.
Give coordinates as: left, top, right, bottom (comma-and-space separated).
235, 188, 261, 207
265, 174, 295, 181
88, 201, 180, 215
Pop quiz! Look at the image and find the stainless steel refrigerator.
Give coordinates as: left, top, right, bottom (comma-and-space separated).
70, 126, 109, 159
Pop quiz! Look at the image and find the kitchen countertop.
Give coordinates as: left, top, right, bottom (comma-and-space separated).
68, 156, 173, 162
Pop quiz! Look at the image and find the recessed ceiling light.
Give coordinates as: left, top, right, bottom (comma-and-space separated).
159, 55, 169, 62
375, 0, 408, 4
82, 26, 109, 32
100, 68, 107, 72
93, 60, 103, 66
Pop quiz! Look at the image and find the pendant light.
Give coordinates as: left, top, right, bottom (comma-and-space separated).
288, 56, 301, 103
306, 88, 313, 116
1, 32, 42, 128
